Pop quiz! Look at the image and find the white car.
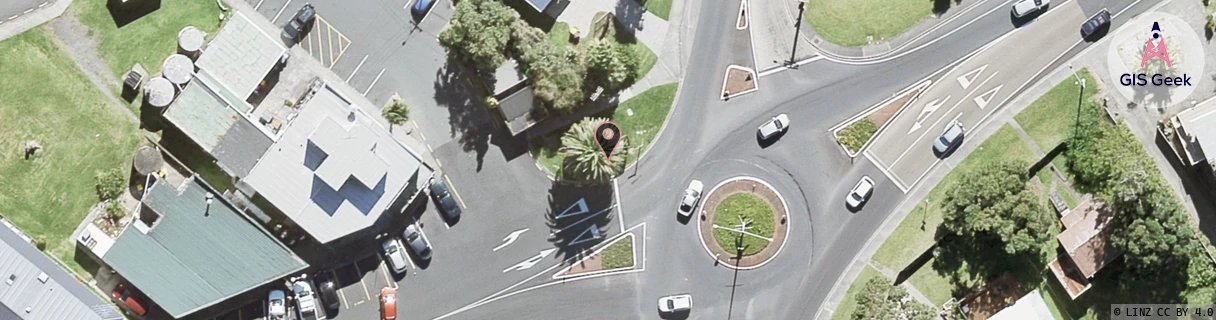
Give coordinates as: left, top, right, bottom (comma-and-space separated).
757, 114, 790, 140
846, 176, 875, 209
267, 289, 287, 320
382, 238, 409, 274
403, 224, 433, 261
293, 280, 320, 320
678, 180, 703, 218
1012, 0, 1048, 18
658, 294, 692, 314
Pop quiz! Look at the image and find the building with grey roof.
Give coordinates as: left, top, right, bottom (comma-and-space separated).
243, 84, 433, 244
0, 220, 122, 320
99, 176, 307, 318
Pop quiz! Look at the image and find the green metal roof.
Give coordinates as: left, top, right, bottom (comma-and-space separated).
103, 177, 307, 318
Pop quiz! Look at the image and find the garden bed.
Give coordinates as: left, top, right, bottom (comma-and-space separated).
557, 233, 636, 277
833, 81, 925, 155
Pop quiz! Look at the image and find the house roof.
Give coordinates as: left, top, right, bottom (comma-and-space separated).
0, 222, 121, 320
194, 12, 286, 100
526, 0, 554, 11
212, 115, 274, 178
243, 84, 432, 244
1178, 98, 1216, 164
497, 84, 542, 135
1057, 200, 1114, 256
1049, 199, 1123, 299
164, 80, 241, 152
102, 177, 307, 318
988, 290, 1054, 320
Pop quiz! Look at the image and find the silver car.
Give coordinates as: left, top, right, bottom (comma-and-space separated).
932, 120, 965, 156
382, 238, 409, 274
404, 224, 433, 261
1011, 0, 1048, 18
846, 176, 875, 209
658, 294, 692, 314
757, 114, 790, 140
267, 289, 287, 320
678, 180, 703, 218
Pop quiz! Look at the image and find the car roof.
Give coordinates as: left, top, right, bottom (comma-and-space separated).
943, 122, 963, 140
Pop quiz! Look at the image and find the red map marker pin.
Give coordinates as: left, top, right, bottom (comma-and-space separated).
594, 122, 622, 164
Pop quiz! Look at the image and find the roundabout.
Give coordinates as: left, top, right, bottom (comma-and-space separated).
697, 176, 790, 269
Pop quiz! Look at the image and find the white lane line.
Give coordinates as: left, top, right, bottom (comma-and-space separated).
347, 55, 369, 82
613, 178, 624, 232
254, 0, 266, 10
271, 0, 293, 24
365, 68, 386, 95
889, 70, 998, 168
905, 113, 962, 194
863, 149, 909, 193
757, 55, 826, 77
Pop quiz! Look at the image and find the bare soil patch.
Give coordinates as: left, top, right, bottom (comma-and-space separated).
869, 87, 921, 127
724, 67, 756, 98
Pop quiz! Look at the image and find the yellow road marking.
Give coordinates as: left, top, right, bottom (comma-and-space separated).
443, 175, 467, 209
352, 259, 372, 301
332, 270, 349, 309
379, 260, 396, 289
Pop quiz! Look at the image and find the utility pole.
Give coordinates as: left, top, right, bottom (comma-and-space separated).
789, 0, 808, 67
1068, 64, 1086, 139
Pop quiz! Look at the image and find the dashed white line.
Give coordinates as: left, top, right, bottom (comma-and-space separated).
347, 55, 369, 82
270, 0, 293, 24
365, 68, 386, 95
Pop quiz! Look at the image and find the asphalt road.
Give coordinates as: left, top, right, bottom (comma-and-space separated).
0, 0, 44, 22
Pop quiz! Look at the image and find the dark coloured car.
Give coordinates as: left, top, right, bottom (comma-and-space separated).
411, 0, 436, 20
281, 4, 316, 42
314, 272, 341, 312
1081, 9, 1111, 39
429, 179, 461, 220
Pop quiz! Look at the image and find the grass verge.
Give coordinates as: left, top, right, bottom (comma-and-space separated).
640, 0, 673, 20
1013, 68, 1100, 151
0, 27, 142, 279
831, 265, 885, 320
535, 82, 678, 177
804, 0, 934, 47
600, 234, 635, 270
712, 192, 774, 256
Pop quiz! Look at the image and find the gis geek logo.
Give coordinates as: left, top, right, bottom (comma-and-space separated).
1120, 22, 1192, 87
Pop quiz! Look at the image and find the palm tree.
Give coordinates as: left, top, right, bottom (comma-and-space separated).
382, 100, 410, 131
560, 117, 630, 182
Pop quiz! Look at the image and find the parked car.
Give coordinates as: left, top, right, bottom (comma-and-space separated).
281, 3, 316, 41
677, 180, 703, 218
657, 294, 692, 314
846, 176, 876, 209
429, 179, 462, 221
268, 289, 287, 320
382, 237, 410, 274
1081, 9, 1111, 39
111, 284, 148, 316
757, 114, 790, 140
1011, 0, 1048, 18
380, 286, 398, 320
932, 120, 965, 156
313, 272, 341, 312
410, 0, 436, 19
293, 280, 321, 320
403, 224, 433, 261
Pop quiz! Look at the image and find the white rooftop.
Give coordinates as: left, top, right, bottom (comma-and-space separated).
988, 290, 1054, 320
244, 85, 430, 243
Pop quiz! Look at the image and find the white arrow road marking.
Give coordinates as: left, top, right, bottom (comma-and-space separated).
973, 85, 1003, 109
503, 248, 557, 273
956, 64, 988, 89
555, 198, 589, 219
568, 225, 602, 246
493, 228, 529, 252
908, 96, 950, 135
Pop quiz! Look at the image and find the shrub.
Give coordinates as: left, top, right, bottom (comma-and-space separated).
32, 236, 47, 251
95, 168, 127, 200
837, 118, 878, 152
106, 200, 126, 221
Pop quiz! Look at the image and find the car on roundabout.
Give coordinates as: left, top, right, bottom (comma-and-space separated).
1081, 9, 1111, 40
658, 294, 692, 315
678, 180, 703, 219
846, 176, 875, 209
757, 114, 790, 141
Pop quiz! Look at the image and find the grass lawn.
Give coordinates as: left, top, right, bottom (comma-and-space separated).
600, 234, 635, 270
1014, 68, 1100, 151
831, 265, 885, 320
872, 124, 1038, 268
712, 192, 775, 256
1039, 280, 1071, 320
74, 0, 225, 82
590, 12, 658, 80
804, 0, 934, 47
0, 28, 142, 278
907, 257, 982, 305
535, 83, 678, 177
547, 22, 571, 49
639, 0, 673, 21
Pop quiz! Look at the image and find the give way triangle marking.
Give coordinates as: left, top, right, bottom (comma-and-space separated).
568, 225, 602, 246
956, 64, 988, 90
973, 84, 1003, 109
556, 198, 589, 219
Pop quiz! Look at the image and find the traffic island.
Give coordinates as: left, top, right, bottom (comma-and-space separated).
722, 66, 758, 100
697, 177, 789, 269
555, 233, 636, 279
830, 79, 929, 156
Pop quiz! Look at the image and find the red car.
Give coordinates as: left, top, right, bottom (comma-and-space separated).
111, 284, 148, 316
380, 286, 397, 320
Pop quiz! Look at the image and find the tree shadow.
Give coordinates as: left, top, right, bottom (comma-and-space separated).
105, 0, 162, 28
434, 58, 493, 169
543, 180, 616, 263
1153, 132, 1216, 245
932, 0, 963, 15
930, 232, 1045, 300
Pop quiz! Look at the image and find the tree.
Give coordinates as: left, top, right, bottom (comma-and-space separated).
513, 22, 586, 112
852, 277, 935, 320
940, 160, 1053, 256
95, 168, 127, 200
438, 0, 517, 75
382, 100, 410, 129
585, 40, 638, 92
32, 235, 46, 251
560, 117, 629, 182
106, 200, 127, 221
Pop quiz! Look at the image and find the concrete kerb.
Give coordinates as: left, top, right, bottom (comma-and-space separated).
721, 65, 759, 100
803, 0, 1003, 63
695, 176, 790, 270
0, 0, 68, 42
551, 230, 638, 280
828, 79, 932, 158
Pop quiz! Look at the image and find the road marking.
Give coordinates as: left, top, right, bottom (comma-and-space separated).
352, 259, 371, 301
557, 206, 615, 233
271, 0, 293, 24
331, 270, 349, 309
890, 70, 996, 168
254, 0, 265, 10
23, 8, 33, 14
365, 68, 386, 95
863, 150, 909, 192
908, 96, 950, 135
820, 0, 1020, 65
956, 64, 987, 89
379, 260, 396, 290
493, 228, 529, 252
347, 55, 368, 81
972, 84, 1003, 109
443, 175, 467, 209
502, 248, 557, 273
613, 178, 624, 232
555, 198, 589, 219
568, 225, 602, 246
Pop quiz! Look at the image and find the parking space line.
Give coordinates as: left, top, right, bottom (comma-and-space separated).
271, 0, 292, 23
348, 55, 369, 81
353, 259, 372, 302
365, 68, 386, 95
331, 270, 350, 310
379, 260, 397, 290
443, 175, 467, 209
254, 0, 265, 10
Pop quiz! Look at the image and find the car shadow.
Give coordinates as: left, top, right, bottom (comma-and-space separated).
659, 309, 691, 319
676, 212, 693, 224
1082, 24, 1111, 42
756, 131, 786, 148
846, 202, 866, 213
1009, 6, 1048, 28
932, 139, 963, 159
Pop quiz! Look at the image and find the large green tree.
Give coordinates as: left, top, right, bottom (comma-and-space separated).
560, 117, 630, 182
940, 160, 1053, 256
438, 0, 517, 75
512, 22, 586, 112
585, 40, 639, 93
851, 277, 935, 320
